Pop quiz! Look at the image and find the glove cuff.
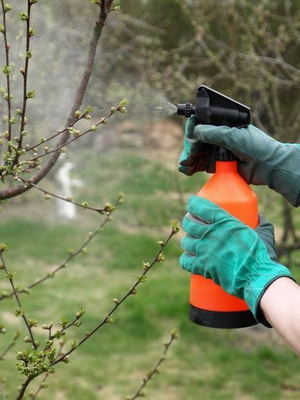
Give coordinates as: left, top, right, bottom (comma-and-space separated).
244, 261, 294, 327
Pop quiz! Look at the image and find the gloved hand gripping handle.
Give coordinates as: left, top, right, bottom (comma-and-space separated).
177, 85, 251, 161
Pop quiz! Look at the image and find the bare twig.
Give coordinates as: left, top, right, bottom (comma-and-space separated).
30, 373, 49, 400
0, 194, 123, 301
24, 120, 78, 154
0, 0, 13, 142
16, 376, 35, 400
24, 105, 123, 164
0, 253, 38, 349
16, 0, 34, 158
127, 330, 179, 400
0, 332, 20, 361
16, 177, 113, 214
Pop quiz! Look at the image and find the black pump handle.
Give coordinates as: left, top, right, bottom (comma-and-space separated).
176, 85, 251, 161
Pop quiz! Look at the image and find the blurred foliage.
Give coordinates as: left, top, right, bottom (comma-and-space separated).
3, 0, 299, 140
90, 0, 300, 140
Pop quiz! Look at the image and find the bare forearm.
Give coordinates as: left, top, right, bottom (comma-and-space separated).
260, 277, 300, 355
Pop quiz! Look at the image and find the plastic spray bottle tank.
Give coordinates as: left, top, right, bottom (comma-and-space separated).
189, 148, 259, 328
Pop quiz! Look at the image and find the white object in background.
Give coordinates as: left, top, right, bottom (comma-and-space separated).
56, 161, 83, 220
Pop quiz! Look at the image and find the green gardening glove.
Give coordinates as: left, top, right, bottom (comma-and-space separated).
180, 196, 294, 325
179, 117, 300, 206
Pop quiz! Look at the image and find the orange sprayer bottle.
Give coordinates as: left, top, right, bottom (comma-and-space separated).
177, 85, 258, 328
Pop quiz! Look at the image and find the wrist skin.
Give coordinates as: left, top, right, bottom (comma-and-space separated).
259, 277, 300, 355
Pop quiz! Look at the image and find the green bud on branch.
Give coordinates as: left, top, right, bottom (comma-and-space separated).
4, 3, 13, 12
75, 308, 85, 319
5, 270, 16, 279
59, 317, 68, 328
19, 12, 29, 21
171, 220, 180, 234
28, 319, 38, 328
83, 106, 93, 114
26, 49, 33, 58
0, 243, 8, 253
137, 275, 147, 283
2, 65, 11, 75
29, 28, 36, 37
74, 110, 81, 119
119, 98, 128, 107
142, 261, 150, 271
15, 307, 24, 317
26, 90, 35, 98
156, 253, 165, 263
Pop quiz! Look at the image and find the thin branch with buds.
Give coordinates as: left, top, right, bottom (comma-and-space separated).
0, 194, 123, 302
0, 332, 20, 361
23, 104, 126, 165
15, 177, 115, 214
24, 119, 79, 154
51, 223, 179, 366
127, 329, 179, 400
16, 0, 34, 159
0, 251, 38, 350
0, 0, 13, 142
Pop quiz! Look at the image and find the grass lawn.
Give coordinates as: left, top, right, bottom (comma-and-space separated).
0, 148, 300, 399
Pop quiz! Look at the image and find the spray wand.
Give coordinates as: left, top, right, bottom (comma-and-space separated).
177, 85, 259, 329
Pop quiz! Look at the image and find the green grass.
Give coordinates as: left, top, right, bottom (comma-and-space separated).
0, 148, 300, 399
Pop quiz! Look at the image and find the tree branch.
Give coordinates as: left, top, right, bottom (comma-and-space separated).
127, 330, 179, 400
51, 223, 179, 366
0, 194, 123, 301
0, 0, 13, 142
0, 2, 114, 200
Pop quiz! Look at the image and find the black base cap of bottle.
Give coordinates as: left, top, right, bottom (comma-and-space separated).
189, 304, 258, 329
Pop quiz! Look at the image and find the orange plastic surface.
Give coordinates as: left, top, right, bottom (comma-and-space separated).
190, 160, 259, 312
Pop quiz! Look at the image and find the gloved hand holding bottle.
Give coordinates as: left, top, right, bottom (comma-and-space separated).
179, 117, 300, 206
179, 120, 300, 355
180, 196, 293, 327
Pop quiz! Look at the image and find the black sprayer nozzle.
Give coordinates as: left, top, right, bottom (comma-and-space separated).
177, 103, 195, 118
176, 85, 251, 160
